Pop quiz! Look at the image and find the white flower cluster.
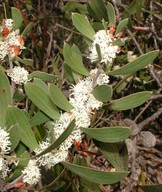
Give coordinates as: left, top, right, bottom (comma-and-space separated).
22, 69, 109, 186
22, 160, 41, 185
0, 19, 25, 60
7, 66, 30, 84
0, 128, 11, 179
89, 29, 120, 64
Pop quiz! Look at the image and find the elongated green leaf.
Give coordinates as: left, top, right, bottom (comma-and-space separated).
11, 7, 23, 29
49, 84, 73, 112
106, 2, 116, 26
96, 142, 128, 171
29, 71, 56, 81
30, 111, 50, 127
63, 43, 89, 76
0, 65, 6, 72
81, 127, 130, 143
88, 0, 107, 21
9, 151, 30, 181
72, 13, 95, 41
6, 107, 38, 150
8, 124, 21, 152
141, 184, 162, 192
15, 56, 33, 66
136, 0, 143, 21
63, 162, 128, 184
108, 50, 159, 75
33, 78, 48, 93
115, 18, 128, 35
92, 85, 112, 102
0, 70, 12, 127
22, 22, 33, 36
25, 83, 60, 120
36, 120, 75, 157
105, 91, 151, 111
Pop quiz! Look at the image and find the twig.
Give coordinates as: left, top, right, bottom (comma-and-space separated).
138, 108, 162, 130
134, 101, 152, 123
56, 23, 81, 35
148, 65, 162, 89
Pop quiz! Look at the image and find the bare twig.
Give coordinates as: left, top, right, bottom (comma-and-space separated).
138, 108, 162, 130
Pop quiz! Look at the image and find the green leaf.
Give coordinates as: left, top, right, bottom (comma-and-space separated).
6, 107, 38, 150
15, 56, 33, 66
0, 65, 6, 72
135, 0, 143, 21
22, 22, 33, 36
72, 13, 95, 41
63, 162, 128, 184
115, 18, 128, 35
9, 151, 30, 181
11, 7, 23, 29
141, 184, 162, 192
106, 2, 116, 26
63, 43, 89, 76
92, 85, 112, 102
112, 38, 125, 46
25, 83, 60, 120
29, 71, 56, 81
88, 0, 107, 21
8, 124, 21, 152
81, 127, 130, 143
108, 50, 159, 75
96, 142, 128, 171
49, 84, 73, 112
0, 70, 12, 127
30, 111, 50, 127
33, 78, 48, 93
36, 120, 75, 157
105, 91, 151, 111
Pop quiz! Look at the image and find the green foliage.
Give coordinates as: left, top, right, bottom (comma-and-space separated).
105, 91, 152, 111
49, 84, 73, 112
88, 0, 107, 21
29, 71, 56, 81
63, 161, 128, 184
8, 124, 21, 151
6, 106, 38, 150
63, 43, 89, 76
81, 127, 130, 143
24, 83, 60, 120
0, 70, 12, 127
96, 142, 128, 171
92, 85, 112, 102
11, 7, 23, 29
108, 50, 159, 75
115, 18, 129, 35
106, 2, 116, 26
22, 22, 33, 36
141, 184, 162, 192
72, 13, 95, 41
36, 120, 75, 157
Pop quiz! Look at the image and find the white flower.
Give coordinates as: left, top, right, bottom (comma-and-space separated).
127, 51, 137, 63
3, 19, 14, 30
0, 128, 11, 154
53, 112, 73, 139
97, 73, 109, 85
0, 42, 8, 60
7, 66, 30, 84
0, 158, 10, 179
89, 29, 119, 64
22, 160, 41, 185
34, 139, 56, 169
